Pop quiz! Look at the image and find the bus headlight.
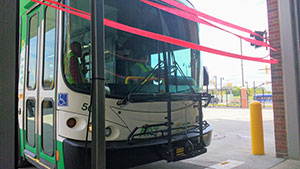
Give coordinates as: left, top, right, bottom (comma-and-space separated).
88, 123, 92, 132
88, 125, 113, 137
105, 127, 112, 137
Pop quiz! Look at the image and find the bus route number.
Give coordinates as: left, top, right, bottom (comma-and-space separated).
81, 103, 91, 112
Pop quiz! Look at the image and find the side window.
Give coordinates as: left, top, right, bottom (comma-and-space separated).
26, 99, 35, 147
27, 14, 39, 89
41, 100, 54, 156
42, 7, 56, 89
63, 0, 91, 92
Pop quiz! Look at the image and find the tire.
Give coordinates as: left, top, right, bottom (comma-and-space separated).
18, 144, 29, 167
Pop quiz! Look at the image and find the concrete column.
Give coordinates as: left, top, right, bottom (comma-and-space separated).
0, 0, 19, 168
278, 0, 300, 159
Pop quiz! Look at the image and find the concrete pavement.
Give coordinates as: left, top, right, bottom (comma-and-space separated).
270, 160, 300, 169
134, 108, 284, 169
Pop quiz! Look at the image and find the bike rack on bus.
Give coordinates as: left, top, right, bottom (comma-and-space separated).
126, 92, 211, 162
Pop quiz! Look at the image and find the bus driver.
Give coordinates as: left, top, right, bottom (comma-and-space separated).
64, 41, 87, 85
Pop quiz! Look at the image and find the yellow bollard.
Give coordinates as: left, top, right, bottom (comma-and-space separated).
250, 101, 265, 155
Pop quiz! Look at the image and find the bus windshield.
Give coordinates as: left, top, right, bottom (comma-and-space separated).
63, 0, 201, 97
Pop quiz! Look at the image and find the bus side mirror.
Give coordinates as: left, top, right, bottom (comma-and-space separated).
203, 66, 209, 86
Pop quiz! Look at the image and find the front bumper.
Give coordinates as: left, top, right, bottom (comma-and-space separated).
63, 123, 212, 169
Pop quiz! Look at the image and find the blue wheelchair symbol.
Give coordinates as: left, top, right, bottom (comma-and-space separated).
58, 93, 68, 106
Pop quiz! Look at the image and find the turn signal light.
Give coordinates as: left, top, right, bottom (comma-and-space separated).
88, 123, 92, 132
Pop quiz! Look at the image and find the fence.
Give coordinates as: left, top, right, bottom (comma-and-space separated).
208, 90, 273, 108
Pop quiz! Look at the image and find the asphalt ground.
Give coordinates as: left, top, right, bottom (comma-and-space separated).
21, 107, 285, 169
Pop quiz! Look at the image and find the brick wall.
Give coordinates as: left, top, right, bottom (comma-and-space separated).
266, 0, 288, 158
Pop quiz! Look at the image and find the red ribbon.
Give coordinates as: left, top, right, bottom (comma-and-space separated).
30, 0, 278, 64
160, 0, 267, 41
107, 51, 148, 63
106, 69, 126, 79
140, 0, 276, 51
105, 19, 277, 64
30, 0, 91, 20
43, 0, 91, 16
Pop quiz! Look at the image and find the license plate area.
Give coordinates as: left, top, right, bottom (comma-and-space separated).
175, 147, 185, 156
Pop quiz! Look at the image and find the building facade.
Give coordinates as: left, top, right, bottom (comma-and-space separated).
267, 0, 300, 159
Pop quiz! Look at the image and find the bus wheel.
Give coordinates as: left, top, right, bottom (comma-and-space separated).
18, 154, 28, 168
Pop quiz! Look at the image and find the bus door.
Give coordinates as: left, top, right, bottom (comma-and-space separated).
24, 5, 57, 168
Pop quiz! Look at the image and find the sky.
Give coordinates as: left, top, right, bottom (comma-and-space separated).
190, 0, 272, 90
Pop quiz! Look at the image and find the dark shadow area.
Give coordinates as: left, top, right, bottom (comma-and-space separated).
0, 0, 19, 169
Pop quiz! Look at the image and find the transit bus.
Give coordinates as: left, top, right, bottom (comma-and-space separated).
18, 0, 212, 168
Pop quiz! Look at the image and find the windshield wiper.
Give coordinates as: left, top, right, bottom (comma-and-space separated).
173, 61, 196, 94
157, 8, 195, 95
167, 44, 196, 94
117, 61, 164, 106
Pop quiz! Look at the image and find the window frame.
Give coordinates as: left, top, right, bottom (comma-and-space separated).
26, 12, 39, 90
61, 2, 91, 95
41, 99, 55, 157
42, 6, 57, 90
26, 98, 36, 148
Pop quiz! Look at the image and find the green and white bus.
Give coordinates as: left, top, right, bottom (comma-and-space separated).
18, 0, 212, 168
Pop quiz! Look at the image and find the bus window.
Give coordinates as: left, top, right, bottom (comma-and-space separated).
63, 0, 200, 96
27, 14, 38, 90
26, 99, 35, 147
42, 7, 56, 89
63, 0, 91, 91
41, 100, 54, 156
